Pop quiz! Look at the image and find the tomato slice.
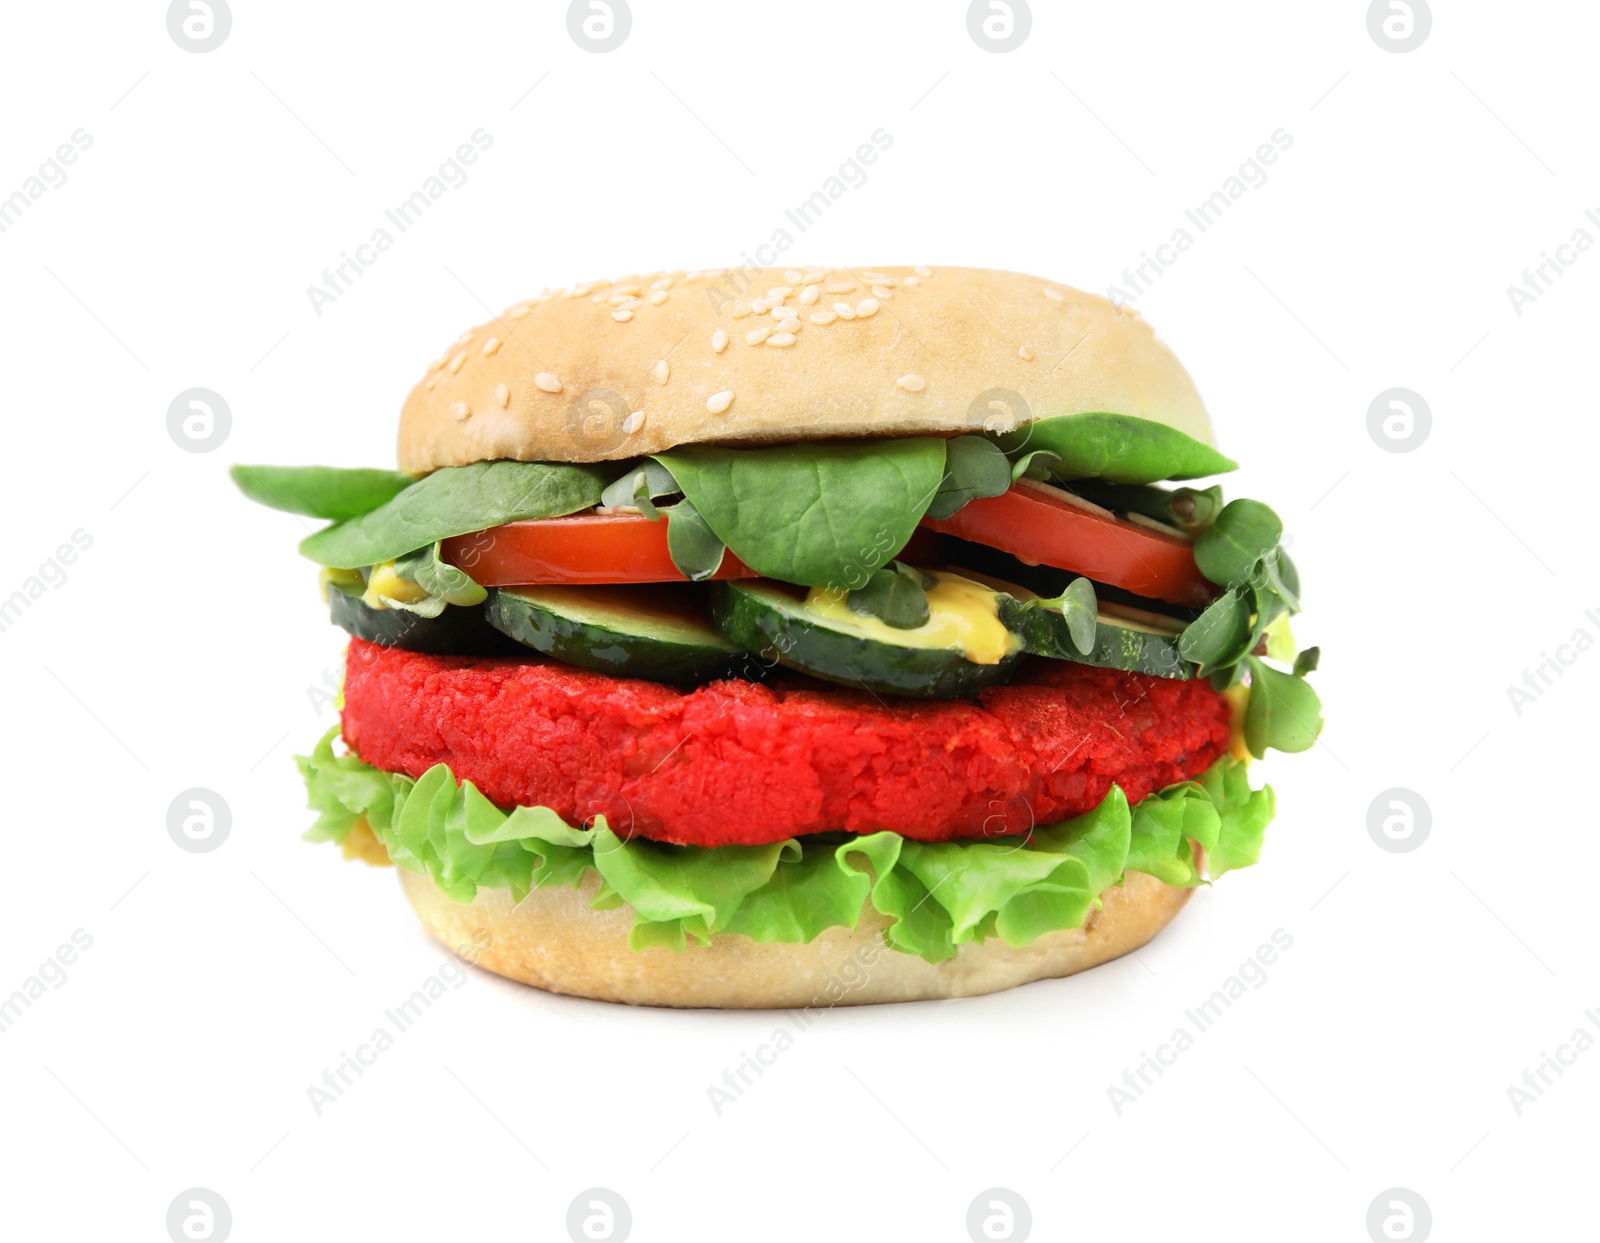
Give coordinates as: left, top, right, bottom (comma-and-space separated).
922, 480, 1216, 606
444, 514, 948, 587
440, 513, 757, 585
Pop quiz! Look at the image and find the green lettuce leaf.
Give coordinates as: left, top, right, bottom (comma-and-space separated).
298, 730, 1276, 963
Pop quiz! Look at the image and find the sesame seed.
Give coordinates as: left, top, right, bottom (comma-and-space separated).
455, 330, 474, 345
652, 359, 669, 385
783, 269, 803, 284
1043, 286, 1065, 302
769, 305, 796, 321
650, 277, 673, 291
622, 410, 645, 434
732, 302, 753, 319
777, 317, 801, 333
612, 284, 642, 296
495, 383, 510, 407
482, 337, 501, 356
508, 304, 532, 319
424, 373, 444, 390
650, 290, 668, 305
430, 352, 450, 372
914, 265, 932, 277
871, 285, 894, 300
612, 309, 634, 322
745, 324, 773, 345
712, 329, 729, 353
608, 292, 635, 304
809, 310, 837, 325
902, 276, 919, 287
449, 352, 467, 373
768, 332, 796, 347
449, 402, 470, 421
798, 284, 820, 306
706, 390, 734, 414
803, 269, 826, 284
833, 303, 856, 319
825, 281, 856, 294
534, 372, 562, 393
856, 298, 880, 317
1018, 345, 1036, 361
862, 272, 891, 283
768, 285, 793, 299
896, 374, 926, 392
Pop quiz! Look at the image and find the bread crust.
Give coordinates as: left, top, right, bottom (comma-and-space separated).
398, 865, 1193, 1008
396, 266, 1214, 472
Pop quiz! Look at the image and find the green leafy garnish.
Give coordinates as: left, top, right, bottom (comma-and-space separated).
1178, 588, 1251, 676
654, 439, 946, 588
1193, 499, 1283, 588
600, 460, 681, 520
392, 541, 488, 608
925, 436, 1013, 520
992, 412, 1238, 484
1243, 656, 1324, 757
298, 730, 1276, 962
661, 499, 725, 581
230, 464, 414, 521
1016, 576, 1099, 655
847, 562, 937, 629
297, 461, 607, 569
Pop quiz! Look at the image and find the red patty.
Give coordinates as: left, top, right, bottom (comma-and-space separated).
340, 638, 1232, 847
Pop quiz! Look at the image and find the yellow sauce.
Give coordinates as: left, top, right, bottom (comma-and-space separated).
1224, 683, 1252, 763
803, 571, 1019, 665
363, 561, 430, 609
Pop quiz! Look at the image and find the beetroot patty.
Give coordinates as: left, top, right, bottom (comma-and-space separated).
340, 638, 1232, 847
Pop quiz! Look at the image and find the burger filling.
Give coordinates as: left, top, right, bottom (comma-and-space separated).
236, 411, 1322, 962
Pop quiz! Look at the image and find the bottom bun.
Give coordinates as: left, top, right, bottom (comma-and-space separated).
399, 865, 1193, 1009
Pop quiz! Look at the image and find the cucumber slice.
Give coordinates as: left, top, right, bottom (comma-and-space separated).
485, 585, 748, 683
711, 577, 1026, 698
1001, 596, 1190, 678
328, 583, 521, 655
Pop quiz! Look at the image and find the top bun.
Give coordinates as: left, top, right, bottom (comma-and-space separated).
396, 266, 1213, 473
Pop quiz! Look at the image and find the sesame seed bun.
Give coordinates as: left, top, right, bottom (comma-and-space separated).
397, 266, 1214, 472
397, 863, 1193, 1009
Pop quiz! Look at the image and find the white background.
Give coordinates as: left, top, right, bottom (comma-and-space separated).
1, 1, 1594, 1240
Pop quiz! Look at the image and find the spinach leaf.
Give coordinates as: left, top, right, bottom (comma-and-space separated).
600, 460, 681, 520
299, 461, 607, 569
992, 412, 1238, 484
393, 542, 488, 607
661, 499, 726, 581
925, 436, 1012, 520
1193, 499, 1283, 588
848, 562, 937, 629
231, 464, 413, 521
1243, 657, 1324, 757
653, 439, 947, 589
